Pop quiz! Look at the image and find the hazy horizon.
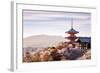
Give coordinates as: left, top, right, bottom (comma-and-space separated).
23, 34, 91, 39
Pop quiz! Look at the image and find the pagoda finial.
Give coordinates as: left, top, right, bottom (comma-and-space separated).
71, 18, 73, 29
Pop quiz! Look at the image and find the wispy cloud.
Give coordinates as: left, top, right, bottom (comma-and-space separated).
23, 10, 91, 22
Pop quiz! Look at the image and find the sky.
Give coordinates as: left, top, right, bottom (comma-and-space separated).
23, 10, 91, 38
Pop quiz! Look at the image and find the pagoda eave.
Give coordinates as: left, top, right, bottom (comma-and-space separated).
65, 37, 77, 39
65, 32, 79, 34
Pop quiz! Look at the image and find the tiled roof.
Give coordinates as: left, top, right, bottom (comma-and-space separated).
65, 28, 79, 33
78, 37, 91, 43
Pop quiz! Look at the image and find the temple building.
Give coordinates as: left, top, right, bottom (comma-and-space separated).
77, 37, 91, 49
65, 19, 79, 44
64, 19, 91, 49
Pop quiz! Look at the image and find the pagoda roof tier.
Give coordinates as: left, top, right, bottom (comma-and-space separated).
65, 37, 77, 40
65, 28, 79, 34
64, 41, 78, 44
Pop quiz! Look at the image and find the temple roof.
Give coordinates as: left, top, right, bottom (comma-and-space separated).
77, 37, 91, 43
65, 28, 79, 34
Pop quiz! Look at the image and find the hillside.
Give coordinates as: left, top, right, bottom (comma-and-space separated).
23, 35, 66, 48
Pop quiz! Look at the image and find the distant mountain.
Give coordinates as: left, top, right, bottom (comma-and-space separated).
23, 35, 66, 48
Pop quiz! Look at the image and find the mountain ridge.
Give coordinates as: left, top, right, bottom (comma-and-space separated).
23, 35, 66, 48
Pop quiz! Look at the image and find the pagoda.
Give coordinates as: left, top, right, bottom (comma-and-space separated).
65, 19, 79, 44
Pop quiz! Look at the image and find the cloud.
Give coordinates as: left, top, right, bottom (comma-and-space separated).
23, 10, 91, 22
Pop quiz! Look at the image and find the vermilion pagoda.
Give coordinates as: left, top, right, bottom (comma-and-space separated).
65, 19, 79, 44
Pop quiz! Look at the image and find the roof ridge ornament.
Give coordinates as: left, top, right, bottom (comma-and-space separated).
71, 18, 73, 29
65, 18, 79, 33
